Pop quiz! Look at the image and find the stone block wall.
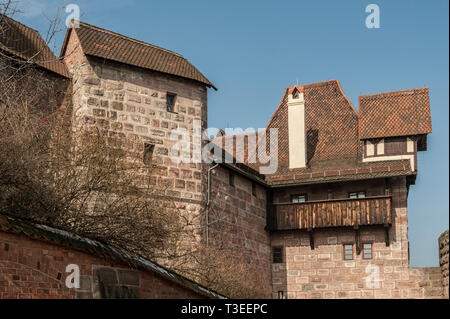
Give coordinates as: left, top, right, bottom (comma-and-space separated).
208, 166, 272, 296
0, 230, 209, 299
270, 176, 445, 298
271, 229, 444, 299
63, 29, 210, 246
439, 230, 449, 298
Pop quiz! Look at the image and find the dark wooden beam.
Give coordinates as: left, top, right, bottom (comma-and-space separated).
354, 224, 361, 255
384, 224, 390, 247
308, 228, 314, 250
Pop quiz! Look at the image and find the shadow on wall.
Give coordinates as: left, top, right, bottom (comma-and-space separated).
307, 129, 318, 164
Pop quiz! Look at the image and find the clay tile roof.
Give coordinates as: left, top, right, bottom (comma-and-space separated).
62, 21, 216, 90
359, 87, 432, 139
208, 80, 420, 185
0, 14, 70, 78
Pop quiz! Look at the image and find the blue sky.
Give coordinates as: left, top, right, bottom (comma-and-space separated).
14, 0, 449, 267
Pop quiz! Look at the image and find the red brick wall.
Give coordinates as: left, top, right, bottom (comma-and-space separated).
0, 231, 208, 299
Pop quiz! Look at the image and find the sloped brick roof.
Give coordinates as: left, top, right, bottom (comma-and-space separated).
359, 87, 432, 139
0, 14, 69, 78
61, 21, 216, 89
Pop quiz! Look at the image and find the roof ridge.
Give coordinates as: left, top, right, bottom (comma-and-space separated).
77, 21, 184, 58
0, 13, 40, 35
360, 87, 428, 100
303, 79, 339, 89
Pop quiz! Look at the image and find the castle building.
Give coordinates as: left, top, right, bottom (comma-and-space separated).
0, 16, 447, 299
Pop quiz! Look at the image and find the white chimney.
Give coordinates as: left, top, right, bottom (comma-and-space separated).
288, 89, 307, 169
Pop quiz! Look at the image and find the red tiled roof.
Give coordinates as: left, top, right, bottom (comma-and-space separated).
0, 14, 70, 78
61, 21, 216, 89
210, 80, 424, 185
359, 87, 432, 139
264, 80, 361, 178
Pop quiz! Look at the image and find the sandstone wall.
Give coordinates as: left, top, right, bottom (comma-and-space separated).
208, 166, 272, 296
63, 30, 209, 246
270, 176, 445, 298
439, 230, 449, 298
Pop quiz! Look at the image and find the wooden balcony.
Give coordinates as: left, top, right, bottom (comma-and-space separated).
267, 195, 392, 231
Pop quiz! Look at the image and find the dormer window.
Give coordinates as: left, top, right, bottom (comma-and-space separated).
292, 89, 299, 99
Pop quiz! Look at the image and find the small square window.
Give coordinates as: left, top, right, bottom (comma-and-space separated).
363, 243, 373, 259
143, 143, 155, 165
273, 247, 283, 263
291, 194, 307, 203
252, 183, 257, 197
229, 172, 234, 187
349, 191, 365, 199
343, 244, 353, 260
166, 93, 176, 112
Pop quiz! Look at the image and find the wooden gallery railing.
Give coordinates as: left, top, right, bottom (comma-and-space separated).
267, 196, 392, 249
267, 195, 392, 235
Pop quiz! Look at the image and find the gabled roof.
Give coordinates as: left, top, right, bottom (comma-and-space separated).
359, 87, 432, 139
0, 214, 226, 299
0, 14, 70, 78
60, 21, 216, 90
210, 80, 423, 186
264, 80, 361, 179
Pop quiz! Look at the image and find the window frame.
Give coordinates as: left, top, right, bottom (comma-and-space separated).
166, 92, 177, 113
362, 243, 373, 260
349, 191, 366, 199
343, 244, 354, 260
291, 193, 308, 203
272, 246, 283, 264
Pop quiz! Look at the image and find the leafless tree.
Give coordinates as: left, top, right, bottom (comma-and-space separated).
0, 0, 268, 298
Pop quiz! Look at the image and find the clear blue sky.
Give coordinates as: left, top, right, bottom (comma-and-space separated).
16, 0, 448, 267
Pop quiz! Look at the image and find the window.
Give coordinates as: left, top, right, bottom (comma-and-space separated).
273, 247, 283, 263
349, 191, 365, 199
252, 183, 257, 197
278, 291, 285, 299
343, 244, 353, 260
229, 172, 234, 187
143, 143, 154, 165
363, 243, 373, 259
166, 92, 176, 112
291, 194, 307, 203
